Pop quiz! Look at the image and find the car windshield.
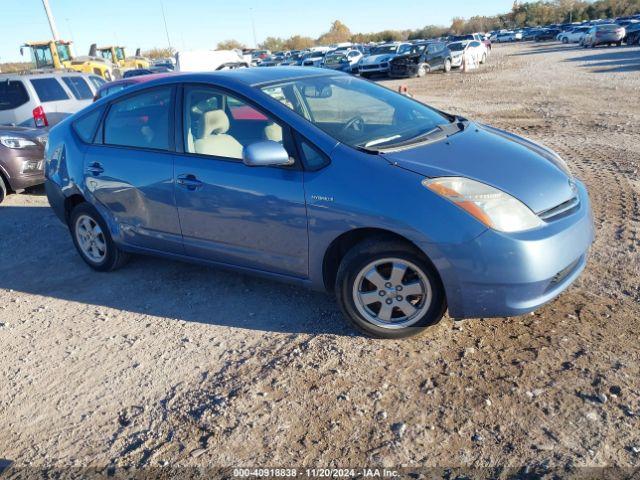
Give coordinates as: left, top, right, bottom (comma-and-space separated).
371, 45, 398, 55
448, 42, 466, 51
325, 55, 346, 64
261, 75, 453, 150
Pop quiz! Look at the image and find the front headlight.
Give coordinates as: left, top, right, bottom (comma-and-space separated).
0, 136, 37, 149
423, 177, 544, 233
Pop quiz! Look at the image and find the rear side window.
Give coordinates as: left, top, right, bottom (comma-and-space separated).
73, 106, 105, 143
0, 80, 29, 111
103, 87, 173, 151
30, 78, 69, 102
62, 77, 93, 100
88, 76, 106, 89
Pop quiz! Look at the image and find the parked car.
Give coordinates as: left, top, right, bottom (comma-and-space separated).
625, 23, 640, 45
122, 66, 173, 78
0, 125, 46, 203
44, 68, 593, 338
357, 43, 412, 78
496, 31, 516, 42
301, 50, 328, 68
581, 24, 626, 47
0, 72, 104, 128
558, 26, 591, 43
259, 54, 287, 67
535, 28, 562, 41
93, 73, 173, 101
389, 42, 452, 77
323, 50, 363, 73
447, 41, 486, 68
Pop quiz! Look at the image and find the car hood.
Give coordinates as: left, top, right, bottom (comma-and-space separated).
381, 123, 575, 214
361, 53, 395, 64
392, 53, 421, 63
0, 125, 46, 140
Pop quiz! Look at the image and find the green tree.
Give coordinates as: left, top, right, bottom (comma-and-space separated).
317, 20, 352, 44
259, 37, 286, 52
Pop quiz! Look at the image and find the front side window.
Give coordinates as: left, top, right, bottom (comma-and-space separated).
104, 87, 173, 150
31, 46, 54, 69
30, 78, 69, 102
62, 77, 93, 100
89, 76, 106, 89
183, 85, 283, 160
261, 75, 451, 150
56, 44, 72, 62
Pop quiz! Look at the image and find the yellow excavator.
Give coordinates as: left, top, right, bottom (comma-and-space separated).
97, 46, 151, 70
21, 40, 116, 80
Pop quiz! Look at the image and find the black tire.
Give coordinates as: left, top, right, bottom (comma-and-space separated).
335, 238, 446, 339
69, 203, 130, 272
360, 72, 370, 79
0, 175, 6, 204
562, 37, 569, 44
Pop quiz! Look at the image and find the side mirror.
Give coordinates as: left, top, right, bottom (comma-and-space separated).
243, 141, 293, 167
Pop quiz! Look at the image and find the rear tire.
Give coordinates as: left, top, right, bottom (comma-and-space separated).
335, 239, 446, 339
69, 203, 130, 272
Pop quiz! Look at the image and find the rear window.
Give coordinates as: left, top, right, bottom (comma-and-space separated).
0, 80, 29, 111
62, 77, 93, 100
30, 78, 69, 102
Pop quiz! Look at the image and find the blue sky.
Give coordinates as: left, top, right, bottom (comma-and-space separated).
1, 0, 514, 62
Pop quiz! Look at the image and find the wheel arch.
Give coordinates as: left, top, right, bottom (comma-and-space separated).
64, 193, 87, 224
322, 227, 441, 293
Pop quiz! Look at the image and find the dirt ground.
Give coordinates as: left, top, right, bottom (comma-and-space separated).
1, 42, 639, 476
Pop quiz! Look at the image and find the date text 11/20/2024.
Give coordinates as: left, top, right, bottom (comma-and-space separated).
232, 468, 400, 478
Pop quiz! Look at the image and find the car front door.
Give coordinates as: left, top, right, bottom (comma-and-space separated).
173, 84, 308, 278
85, 85, 183, 253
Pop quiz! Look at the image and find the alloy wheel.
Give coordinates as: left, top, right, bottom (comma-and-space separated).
352, 258, 432, 329
75, 214, 107, 263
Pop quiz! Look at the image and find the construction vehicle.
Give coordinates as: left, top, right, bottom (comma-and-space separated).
97, 46, 151, 71
21, 40, 116, 80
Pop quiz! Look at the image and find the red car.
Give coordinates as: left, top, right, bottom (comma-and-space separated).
93, 73, 174, 102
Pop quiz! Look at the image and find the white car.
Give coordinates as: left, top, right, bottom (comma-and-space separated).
496, 32, 516, 42
447, 41, 487, 68
557, 26, 591, 43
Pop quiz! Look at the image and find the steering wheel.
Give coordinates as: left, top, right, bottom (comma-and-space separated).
341, 115, 365, 134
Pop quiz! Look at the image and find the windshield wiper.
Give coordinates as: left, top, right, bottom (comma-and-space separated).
377, 121, 466, 150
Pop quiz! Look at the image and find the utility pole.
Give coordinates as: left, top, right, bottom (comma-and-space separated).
41, 0, 60, 41
160, 1, 173, 50
250, 8, 258, 48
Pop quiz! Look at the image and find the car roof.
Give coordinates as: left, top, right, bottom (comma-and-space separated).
140, 67, 339, 88
0, 71, 98, 80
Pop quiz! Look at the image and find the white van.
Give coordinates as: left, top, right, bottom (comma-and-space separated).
175, 50, 250, 73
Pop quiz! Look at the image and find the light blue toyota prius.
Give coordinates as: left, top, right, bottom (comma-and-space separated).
44, 68, 594, 338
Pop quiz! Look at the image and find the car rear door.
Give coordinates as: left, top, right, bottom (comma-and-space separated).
85, 85, 183, 253
173, 84, 308, 278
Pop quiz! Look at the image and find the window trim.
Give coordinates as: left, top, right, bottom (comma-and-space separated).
100, 85, 177, 153
175, 82, 301, 170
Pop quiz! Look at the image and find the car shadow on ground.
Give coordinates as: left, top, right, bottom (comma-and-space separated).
512, 42, 581, 56
0, 205, 353, 337
564, 47, 640, 72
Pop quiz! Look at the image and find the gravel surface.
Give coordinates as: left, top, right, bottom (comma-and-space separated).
1, 42, 639, 473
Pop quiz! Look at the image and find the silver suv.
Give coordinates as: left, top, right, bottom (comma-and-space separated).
0, 72, 105, 128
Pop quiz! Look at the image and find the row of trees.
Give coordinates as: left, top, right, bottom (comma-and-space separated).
211, 0, 640, 51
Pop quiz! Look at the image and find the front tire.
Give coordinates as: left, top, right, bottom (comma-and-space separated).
0, 176, 6, 204
335, 239, 446, 339
69, 203, 130, 272
443, 58, 452, 73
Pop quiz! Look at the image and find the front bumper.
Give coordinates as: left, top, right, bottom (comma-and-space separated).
358, 63, 390, 74
389, 64, 419, 78
1, 148, 45, 191
433, 180, 594, 319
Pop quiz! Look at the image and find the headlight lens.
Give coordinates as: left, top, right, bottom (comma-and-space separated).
423, 177, 544, 233
0, 136, 37, 149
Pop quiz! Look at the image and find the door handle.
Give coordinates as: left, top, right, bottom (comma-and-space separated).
176, 174, 203, 190
86, 162, 104, 176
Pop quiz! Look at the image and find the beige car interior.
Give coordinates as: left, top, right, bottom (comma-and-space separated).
186, 92, 284, 160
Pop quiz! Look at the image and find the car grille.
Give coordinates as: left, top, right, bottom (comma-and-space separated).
360, 65, 379, 70
538, 195, 580, 221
